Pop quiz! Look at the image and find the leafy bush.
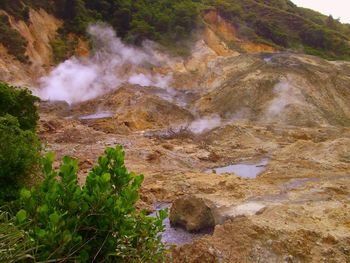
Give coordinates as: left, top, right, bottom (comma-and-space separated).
0, 82, 39, 131
50, 34, 79, 64
0, 115, 41, 202
0, 83, 40, 202
16, 146, 167, 262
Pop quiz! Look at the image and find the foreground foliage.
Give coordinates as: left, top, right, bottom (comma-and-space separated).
0, 212, 35, 262
15, 146, 167, 262
0, 83, 39, 131
0, 115, 40, 202
0, 83, 40, 202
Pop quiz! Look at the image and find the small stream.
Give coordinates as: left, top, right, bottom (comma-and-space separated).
150, 203, 208, 245
207, 159, 269, 178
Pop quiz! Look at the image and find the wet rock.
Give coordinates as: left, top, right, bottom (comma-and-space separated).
170, 195, 215, 232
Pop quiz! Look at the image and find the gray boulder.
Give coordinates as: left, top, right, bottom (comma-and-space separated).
170, 195, 215, 232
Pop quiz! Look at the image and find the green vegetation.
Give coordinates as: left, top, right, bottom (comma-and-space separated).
0, 115, 40, 202
0, 211, 35, 262
1, 0, 198, 58
0, 0, 53, 21
51, 0, 198, 45
13, 146, 166, 262
0, 82, 167, 261
0, 15, 28, 63
50, 34, 79, 64
2, 0, 350, 60
0, 83, 39, 131
0, 83, 40, 202
208, 0, 350, 60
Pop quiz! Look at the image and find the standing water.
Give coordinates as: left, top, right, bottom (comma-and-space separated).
208, 159, 269, 178
150, 203, 209, 245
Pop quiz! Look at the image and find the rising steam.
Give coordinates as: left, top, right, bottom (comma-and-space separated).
36, 24, 172, 104
189, 115, 222, 134
266, 79, 304, 119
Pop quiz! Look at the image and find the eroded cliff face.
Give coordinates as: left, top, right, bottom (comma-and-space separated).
9, 9, 62, 68
0, 43, 32, 85
0, 8, 62, 86
203, 10, 276, 54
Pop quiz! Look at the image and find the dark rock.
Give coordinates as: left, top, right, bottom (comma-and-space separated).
170, 195, 215, 232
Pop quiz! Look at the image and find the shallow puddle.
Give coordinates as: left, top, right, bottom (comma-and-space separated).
283, 177, 321, 190
150, 203, 208, 245
208, 159, 269, 178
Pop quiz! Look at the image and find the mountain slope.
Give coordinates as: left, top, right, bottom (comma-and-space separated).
1, 0, 350, 63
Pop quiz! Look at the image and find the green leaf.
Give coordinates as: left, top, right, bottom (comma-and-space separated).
49, 212, 60, 225
158, 209, 168, 221
101, 173, 111, 183
37, 204, 48, 215
63, 230, 72, 242
36, 229, 47, 238
16, 209, 27, 223
69, 201, 79, 210
20, 189, 31, 199
43, 152, 55, 174
133, 174, 144, 188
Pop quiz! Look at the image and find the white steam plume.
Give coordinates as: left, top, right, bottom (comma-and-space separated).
36, 24, 172, 104
266, 79, 304, 118
189, 115, 222, 134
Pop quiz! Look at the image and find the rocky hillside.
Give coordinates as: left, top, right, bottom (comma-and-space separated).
1, 2, 350, 127
1, 0, 350, 65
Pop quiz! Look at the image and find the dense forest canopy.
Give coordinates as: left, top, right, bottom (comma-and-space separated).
1, 0, 350, 60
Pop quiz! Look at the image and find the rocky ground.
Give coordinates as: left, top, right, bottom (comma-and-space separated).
37, 50, 350, 262
38, 98, 350, 262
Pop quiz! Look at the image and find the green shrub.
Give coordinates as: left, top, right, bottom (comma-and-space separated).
0, 115, 41, 202
0, 83, 40, 202
16, 146, 167, 262
50, 34, 79, 64
0, 82, 39, 131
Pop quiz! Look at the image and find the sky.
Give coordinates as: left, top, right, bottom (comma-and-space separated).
291, 0, 350, 24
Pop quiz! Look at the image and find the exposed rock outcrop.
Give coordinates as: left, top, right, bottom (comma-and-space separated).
170, 195, 216, 232
0, 8, 62, 86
